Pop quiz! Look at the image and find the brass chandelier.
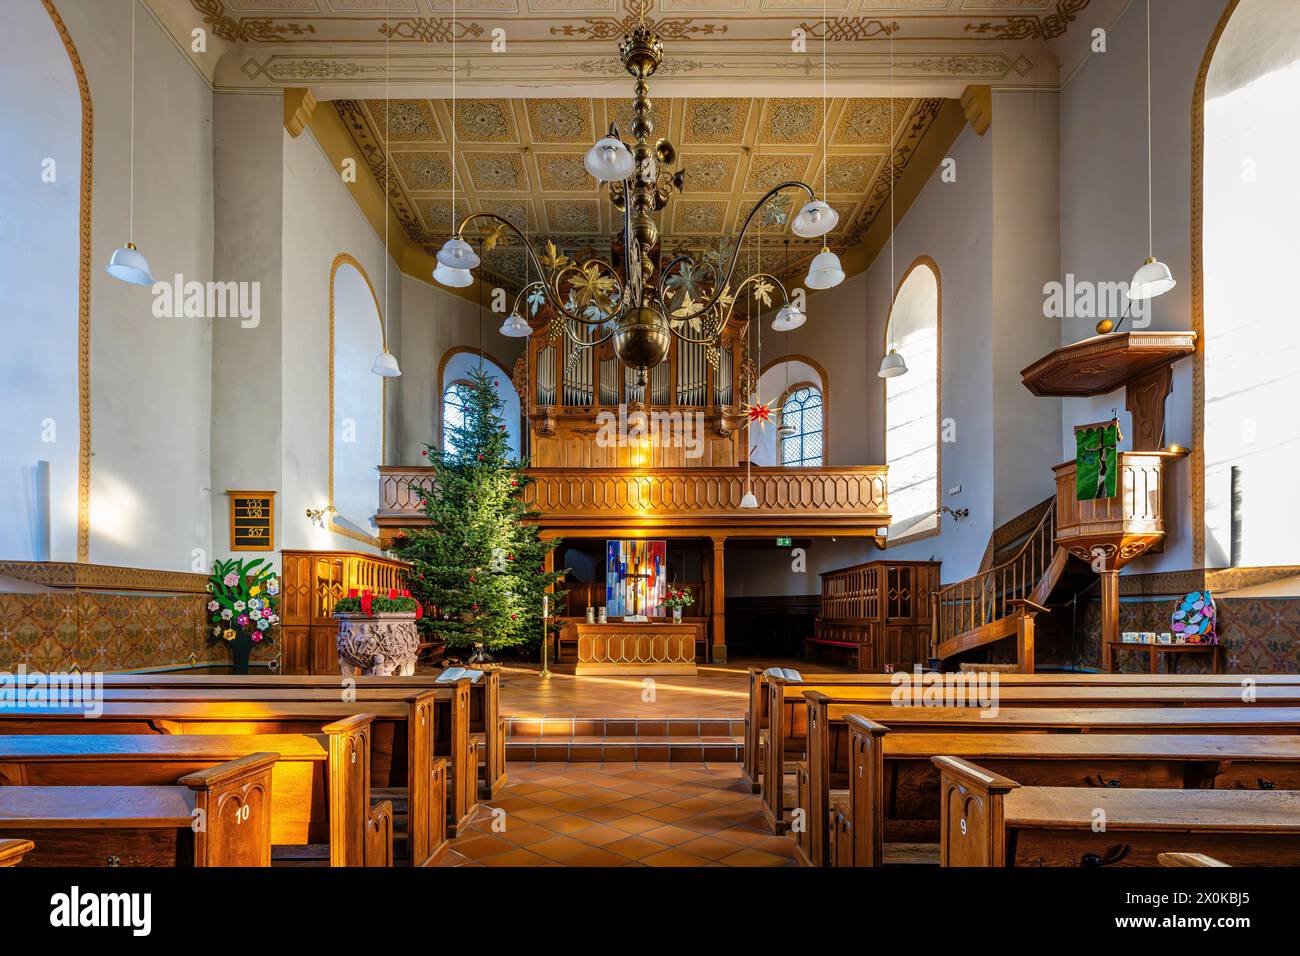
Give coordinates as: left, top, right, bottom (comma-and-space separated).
433, 26, 845, 384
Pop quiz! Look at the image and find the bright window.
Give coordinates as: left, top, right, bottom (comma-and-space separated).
441, 381, 475, 457
885, 261, 940, 542
780, 386, 824, 467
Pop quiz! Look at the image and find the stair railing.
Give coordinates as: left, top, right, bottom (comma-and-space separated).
931, 502, 1057, 658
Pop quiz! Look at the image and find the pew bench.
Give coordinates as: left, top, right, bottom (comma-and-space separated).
1159, 852, 1229, 867
0, 753, 278, 867
935, 755, 1300, 866
0, 839, 34, 867
88, 671, 505, 798
0, 688, 472, 846
824, 720, 1300, 867
743, 668, 1300, 792
0, 720, 418, 866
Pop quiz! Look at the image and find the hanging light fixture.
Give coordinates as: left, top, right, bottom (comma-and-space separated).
433, 22, 838, 381
499, 311, 531, 337
801, 7, 845, 292
371, 3, 401, 378
772, 241, 807, 332
740, 442, 760, 508
1127, 0, 1176, 303
877, 24, 908, 382
106, 0, 154, 286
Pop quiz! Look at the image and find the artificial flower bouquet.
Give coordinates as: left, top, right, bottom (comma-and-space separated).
663, 587, 695, 612
207, 557, 281, 649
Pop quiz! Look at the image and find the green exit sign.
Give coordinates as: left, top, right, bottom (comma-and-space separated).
775, 536, 793, 547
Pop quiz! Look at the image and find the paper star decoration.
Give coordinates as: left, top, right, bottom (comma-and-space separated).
741, 399, 775, 431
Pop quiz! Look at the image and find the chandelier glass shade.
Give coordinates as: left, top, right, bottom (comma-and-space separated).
432, 26, 843, 382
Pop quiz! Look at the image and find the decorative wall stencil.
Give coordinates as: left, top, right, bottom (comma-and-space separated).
682, 154, 739, 192
833, 97, 911, 145
671, 199, 729, 235
824, 155, 883, 193
544, 199, 602, 234
478, 198, 538, 232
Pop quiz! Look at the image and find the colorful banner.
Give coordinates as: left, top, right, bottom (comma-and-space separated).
605, 539, 667, 617
1075, 418, 1121, 500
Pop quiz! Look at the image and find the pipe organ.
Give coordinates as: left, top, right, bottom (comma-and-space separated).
524, 316, 748, 469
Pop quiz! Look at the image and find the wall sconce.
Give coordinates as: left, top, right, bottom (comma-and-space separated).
306, 505, 336, 527
938, 506, 970, 522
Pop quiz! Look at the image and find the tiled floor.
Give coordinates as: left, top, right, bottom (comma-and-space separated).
437, 763, 799, 867
494, 658, 849, 719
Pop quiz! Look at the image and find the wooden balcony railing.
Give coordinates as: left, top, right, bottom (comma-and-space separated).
377, 465, 889, 538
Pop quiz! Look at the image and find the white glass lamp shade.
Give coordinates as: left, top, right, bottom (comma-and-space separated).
804, 248, 845, 290
433, 262, 474, 288
771, 304, 806, 332
777, 422, 797, 439
1126, 256, 1177, 300
499, 312, 531, 337
371, 349, 402, 377
436, 237, 480, 270
791, 200, 839, 239
105, 242, 155, 285
877, 348, 909, 379
739, 490, 759, 509
583, 135, 635, 182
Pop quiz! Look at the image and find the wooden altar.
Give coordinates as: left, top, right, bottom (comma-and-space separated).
566, 621, 703, 675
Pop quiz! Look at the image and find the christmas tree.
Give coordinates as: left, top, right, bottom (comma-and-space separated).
397, 365, 564, 653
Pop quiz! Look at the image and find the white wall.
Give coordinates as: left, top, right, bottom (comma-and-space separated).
1059, 0, 1230, 574
279, 127, 401, 554
397, 275, 525, 464
0, 0, 82, 562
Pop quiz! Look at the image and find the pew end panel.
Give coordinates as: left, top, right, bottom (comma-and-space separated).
322, 714, 377, 867
365, 800, 394, 867
846, 715, 890, 867
178, 752, 280, 867
933, 756, 1019, 868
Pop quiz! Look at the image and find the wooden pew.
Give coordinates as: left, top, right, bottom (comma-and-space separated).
83, 671, 505, 798
0, 839, 34, 867
0, 687, 475, 841
0, 752, 278, 867
0, 718, 412, 866
835, 720, 1300, 868
743, 668, 1300, 792
934, 755, 1300, 866
762, 679, 1300, 833
793, 698, 1300, 860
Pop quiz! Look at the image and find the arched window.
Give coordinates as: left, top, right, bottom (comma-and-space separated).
885, 259, 940, 543
441, 381, 474, 457
1199, 0, 1300, 567
780, 386, 824, 467
437, 348, 522, 459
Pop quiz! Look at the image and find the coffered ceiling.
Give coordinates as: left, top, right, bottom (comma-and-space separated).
156, 0, 1095, 94
336, 94, 946, 291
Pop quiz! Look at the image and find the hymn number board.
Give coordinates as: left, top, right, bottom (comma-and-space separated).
228, 491, 275, 551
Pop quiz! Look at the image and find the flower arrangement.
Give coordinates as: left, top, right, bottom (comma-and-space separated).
207, 558, 280, 673
663, 587, 694, 612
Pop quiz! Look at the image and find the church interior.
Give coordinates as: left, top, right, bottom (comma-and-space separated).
3, 0, 1300, 896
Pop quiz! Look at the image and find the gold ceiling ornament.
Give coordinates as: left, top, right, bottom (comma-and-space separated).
433, 25, 840, 385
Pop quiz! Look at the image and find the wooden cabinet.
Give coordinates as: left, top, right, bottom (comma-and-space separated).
279, 550, 411, 675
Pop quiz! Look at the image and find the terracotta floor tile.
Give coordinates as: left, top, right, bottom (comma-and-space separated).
579, 804, 633, 823
512, 805, 566, 823
530, 835, 597, 862
549, 796, 599, 813
610, 797, 659, 813
479, 847, 552, 867
642, 848, 711, 867
609, 815, 661, 835
678, 834, 746, 861
453, 834, 516, 860
569, 824, 628, 847
496, 823, 558, 846
641, 824, 699, 846
717, 847, 794, 867
642, 804, 696, 824
539, 814, 597, 835
564, 846, 629, 866
604, 835, 670, 860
